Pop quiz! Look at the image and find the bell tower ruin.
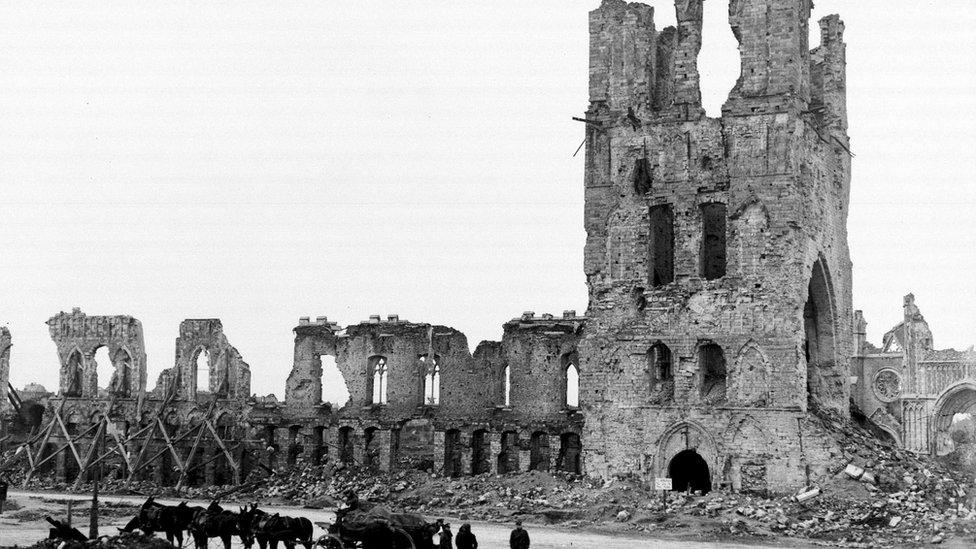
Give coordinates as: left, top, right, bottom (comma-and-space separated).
579, 0, 852, 492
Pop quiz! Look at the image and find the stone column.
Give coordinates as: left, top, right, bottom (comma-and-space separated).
432, 431, 446, 474
517, 429, 531, 473
461, 434, 473, 476
489, 432, 502, 474
375, 430, 392, 472
352, 429, 364, 466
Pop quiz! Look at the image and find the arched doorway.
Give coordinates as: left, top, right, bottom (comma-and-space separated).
804, 257, 839, 406
932, 382, 976, 456
668, 449, 711, 494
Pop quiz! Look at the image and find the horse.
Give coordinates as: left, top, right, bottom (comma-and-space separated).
189, 500, 240, 549
238, 503, 314, 549
122, 496, 199, 547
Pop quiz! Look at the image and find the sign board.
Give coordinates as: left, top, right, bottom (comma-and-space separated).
654, 477, 672, 491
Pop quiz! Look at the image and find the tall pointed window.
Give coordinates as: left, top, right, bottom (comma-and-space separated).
194, 347, 210, 397
503, 365, 511, 407
649, 204, 675, 286
422, 355, 440, 405
562, 352, 580, 409
700, 202, 727, 280
370, 356, 388, 405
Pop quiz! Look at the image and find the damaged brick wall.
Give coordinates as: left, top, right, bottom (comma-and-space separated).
579, 0, 853, 493
169, 319, 251, 401
282, 313, 584, 476
47, 308, 147, 399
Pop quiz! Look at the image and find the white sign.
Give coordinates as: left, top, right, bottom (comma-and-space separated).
654, 477, 672, 491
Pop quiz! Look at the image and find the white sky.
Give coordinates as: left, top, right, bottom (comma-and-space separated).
1, 1, 975, 400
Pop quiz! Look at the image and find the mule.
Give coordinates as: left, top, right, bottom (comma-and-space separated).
122, 496, 198, 547
189, 500, 240, 549
238, 503, 314, 549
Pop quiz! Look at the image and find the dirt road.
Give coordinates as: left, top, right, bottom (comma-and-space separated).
0, 490, 789, 548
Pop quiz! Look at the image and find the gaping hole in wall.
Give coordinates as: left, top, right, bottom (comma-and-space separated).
698, 0, 740, 117
364, 427, 380, 470
194, 347, 210, 397
311, 426, 326, 465
320, 355, 350, 408
649, 343, 674, 403
558, 432, 582, 474
444, 429, 462, 477
471, 429, 491, 475
804, 258, 838, 406
497, 430, 519, 474
338, 426, 354, 464
700, 203, 727, 280
65, 350, 83, 397
633, 287, 648, 312
649, 204, 675, 287
399, 418, 435, 471
529, 431, 550, 472
94, 346, 113, 398
668, 449, 711, 494
263, 425, 278, 470
420, 354, 440, 405
369, 355, 388, 405
633, 157, 653, 195
287, 425, 302, 467
946, 413, 976, 456
699, 343, 727, 404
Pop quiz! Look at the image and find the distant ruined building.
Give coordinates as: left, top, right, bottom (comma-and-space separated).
853, 295, 976, 459
2, 0, 968, 494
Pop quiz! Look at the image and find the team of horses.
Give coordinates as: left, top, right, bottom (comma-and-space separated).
120, 496, 437, 548
121, 496, 314, 549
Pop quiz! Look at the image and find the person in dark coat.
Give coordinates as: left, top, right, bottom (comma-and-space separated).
0, 474, 8, 514
455, 523, 478, 549
439, 522, 454, 549
509, 519, 529, 549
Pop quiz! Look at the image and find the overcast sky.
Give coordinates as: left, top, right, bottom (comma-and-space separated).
1, 1, 974, 400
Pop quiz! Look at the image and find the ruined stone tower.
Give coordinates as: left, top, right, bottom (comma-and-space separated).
579, 0, 853, 492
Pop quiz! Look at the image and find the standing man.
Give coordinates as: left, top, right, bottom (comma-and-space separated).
509, 519, 529, 549
456, 523, 478, 549
0, 473, 9, 514
439, 522, 454, 549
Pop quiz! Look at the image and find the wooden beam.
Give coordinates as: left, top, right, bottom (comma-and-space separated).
71, 420, 106, 490
175, 398, 219, 490
54, 412, 86, 470
205, 421, 241, 484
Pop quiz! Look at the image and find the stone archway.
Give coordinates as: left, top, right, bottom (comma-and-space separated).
668, 449, 711, 494
932, 381, 976, 455
657, 421, 718, 494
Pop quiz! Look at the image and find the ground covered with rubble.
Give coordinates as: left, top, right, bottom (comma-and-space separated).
7, 412, 976, 548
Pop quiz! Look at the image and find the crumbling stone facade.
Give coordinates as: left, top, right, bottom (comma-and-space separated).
578, 0, 852, 493
280, 312, 584, 477
0, 327, 11, 415
47, 308, 147, 399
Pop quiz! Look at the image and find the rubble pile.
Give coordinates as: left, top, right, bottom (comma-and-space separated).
7, 409, 976, 546
20, 532, 173, 549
